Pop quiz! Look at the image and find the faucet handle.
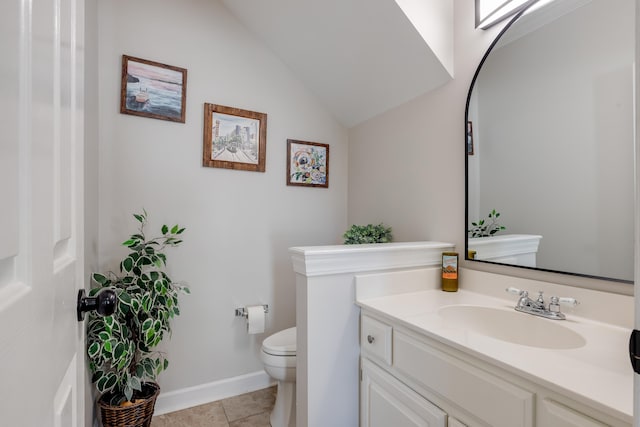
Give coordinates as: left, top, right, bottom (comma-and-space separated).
536, 291, 545, 304
557, 296, 579, 307
549, 296, 578, 315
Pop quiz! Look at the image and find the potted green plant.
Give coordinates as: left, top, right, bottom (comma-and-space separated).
86, 211, 189, 427
343, 223, 393, 244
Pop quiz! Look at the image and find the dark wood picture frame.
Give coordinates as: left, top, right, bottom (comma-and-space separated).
286, 139, 329, 188
467, 121, 475, 155
202, 103, 267, 172
120, 55, 188, 123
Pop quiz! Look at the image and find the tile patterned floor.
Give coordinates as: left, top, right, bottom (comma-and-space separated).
151, 386, 276, 427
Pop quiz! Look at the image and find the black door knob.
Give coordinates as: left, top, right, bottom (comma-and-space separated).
77, 289, 117, 321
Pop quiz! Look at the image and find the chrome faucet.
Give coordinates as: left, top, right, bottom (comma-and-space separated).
506, 287, 578, 320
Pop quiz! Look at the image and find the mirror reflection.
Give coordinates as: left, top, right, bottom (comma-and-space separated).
466, 0, 635, 283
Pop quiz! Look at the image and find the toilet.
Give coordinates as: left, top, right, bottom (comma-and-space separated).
261, 326, 296, 427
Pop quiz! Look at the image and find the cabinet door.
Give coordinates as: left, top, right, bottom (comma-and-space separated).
448, 417, 468, 427
361, 358, 446, 427
538, 399, 608, 427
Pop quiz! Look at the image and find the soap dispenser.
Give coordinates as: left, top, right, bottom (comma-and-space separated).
441, 252, 459, 292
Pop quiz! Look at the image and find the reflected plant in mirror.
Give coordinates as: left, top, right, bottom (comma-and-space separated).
468, 209, 506, 238
465, 0, 635, 283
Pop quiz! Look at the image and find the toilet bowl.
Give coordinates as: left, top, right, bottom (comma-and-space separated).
261, 326, 296, 427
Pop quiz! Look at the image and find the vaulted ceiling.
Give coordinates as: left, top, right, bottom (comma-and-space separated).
222, 0, 454, 127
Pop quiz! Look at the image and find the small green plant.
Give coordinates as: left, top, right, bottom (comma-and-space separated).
343, 223, 393, 244
87, 211, 190, 405
468, 209, 506, 237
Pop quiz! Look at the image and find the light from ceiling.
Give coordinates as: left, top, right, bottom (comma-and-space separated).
475, 0, 539, 29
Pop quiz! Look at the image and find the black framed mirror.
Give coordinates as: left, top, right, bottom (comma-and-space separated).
465, 0, 635, 283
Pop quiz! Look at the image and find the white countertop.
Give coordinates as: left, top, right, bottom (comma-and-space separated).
356, 288, 633, 423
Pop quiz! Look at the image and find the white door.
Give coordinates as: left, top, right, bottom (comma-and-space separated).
635, 3, 640, 426
635, 4, 640, 427
0, 0, 86, 426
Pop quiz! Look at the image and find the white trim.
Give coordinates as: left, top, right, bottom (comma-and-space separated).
633, 0, 640, 419
355, 268, 442, 301
289, 242, 454, 277
292, 241, 454, 425
153, 370, 275, 416
468, 234, 541, 260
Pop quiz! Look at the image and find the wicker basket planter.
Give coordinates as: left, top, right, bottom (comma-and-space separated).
98, 382, 160, 427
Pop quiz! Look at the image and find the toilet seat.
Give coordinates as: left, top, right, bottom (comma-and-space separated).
262, 326, 296, 356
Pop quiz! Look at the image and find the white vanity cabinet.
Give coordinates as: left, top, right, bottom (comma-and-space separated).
360, 312, 629, 427
361, 358, 447, 427
537, 398, 609, 427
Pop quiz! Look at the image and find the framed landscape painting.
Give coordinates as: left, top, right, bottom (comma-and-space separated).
286, 139, 329, 188
120, 55, 188, 123
202, 103, 267, 172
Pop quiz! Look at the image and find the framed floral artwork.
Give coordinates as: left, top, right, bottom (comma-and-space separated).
286, 139, 329, 188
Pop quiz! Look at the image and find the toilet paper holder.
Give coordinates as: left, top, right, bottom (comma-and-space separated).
235, 304, 269, 318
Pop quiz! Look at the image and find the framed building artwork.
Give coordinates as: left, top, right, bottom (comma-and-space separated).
202, 103, 267, 172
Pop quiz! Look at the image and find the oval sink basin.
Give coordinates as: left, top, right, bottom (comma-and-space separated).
438, 305, 586, 349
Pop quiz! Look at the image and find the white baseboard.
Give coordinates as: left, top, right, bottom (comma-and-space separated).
153, 370, 275, 416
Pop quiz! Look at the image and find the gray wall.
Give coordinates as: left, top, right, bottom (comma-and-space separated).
348, 3, 497, 250
92, 0, 634, 408
97, 0, 349, 395
348, 0, 632, 293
